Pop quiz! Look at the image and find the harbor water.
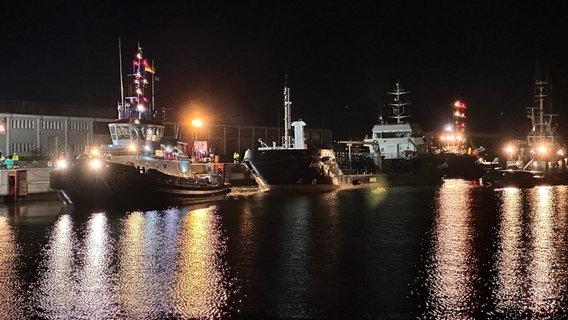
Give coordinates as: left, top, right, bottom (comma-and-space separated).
1, 180, 568, 319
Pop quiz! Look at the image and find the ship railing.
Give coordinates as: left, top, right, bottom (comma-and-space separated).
341, 168, 377, 175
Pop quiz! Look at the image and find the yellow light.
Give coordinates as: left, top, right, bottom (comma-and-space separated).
538, 145, 547, 154
191, 119, 203, 128
91, 148, 100, 156
557, 149, 564, 156
128, 143, 137, 152
505, 146, 514, 154
56, 159, 68, 168
90, 159, 102, 169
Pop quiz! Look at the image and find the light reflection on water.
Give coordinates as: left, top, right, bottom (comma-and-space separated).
30, 205, 239, 319
492, 186, 568, 317
172, 206, 236, 319
420, 183, 568, 319
3, 182, 568, 318
422, 179, 477, 318
0, 217, 25, 318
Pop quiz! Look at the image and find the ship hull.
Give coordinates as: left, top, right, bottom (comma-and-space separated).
243, 147, 343, 191
438, 153, 484, 180
49, 159, 231, 210
481, 169, 544, 188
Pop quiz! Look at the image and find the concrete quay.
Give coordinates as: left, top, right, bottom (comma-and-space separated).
0, 167, 56, 202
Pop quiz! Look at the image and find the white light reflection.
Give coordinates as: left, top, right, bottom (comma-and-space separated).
424, 179, 477, 317
172, 205, 235, 319
0, 217, 25, 318
526, 186, 564, 315
76, 213, 115, 318
116, 211, 150, 317
33, 214, 79, 318
494, 186, 568, 317
116, 208, 182, 318
494, 187, 526, 313
34, 213, 116, 319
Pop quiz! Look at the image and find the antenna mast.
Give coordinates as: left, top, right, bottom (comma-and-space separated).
119, 37, 124, 109
387, 82, 411, 123
283, 75, 292, 149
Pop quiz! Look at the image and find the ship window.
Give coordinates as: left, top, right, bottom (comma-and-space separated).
373, 133, 381, 139
382, 132, 399, 138
116, 125, 131, 140
109, 125, 117, 141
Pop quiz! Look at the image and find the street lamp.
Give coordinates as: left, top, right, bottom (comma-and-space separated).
191, 119, 203, 140
191, 119, 203, 160
505, 145, 514, 160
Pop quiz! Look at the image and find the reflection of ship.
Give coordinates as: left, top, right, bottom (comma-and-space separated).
436, 100, 484, 179
482, 71, 568, 187
243, 83, 344, 191
49, 43, 230, 209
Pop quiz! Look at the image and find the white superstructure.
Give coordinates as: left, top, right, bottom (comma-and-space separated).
363, 82, 425, 165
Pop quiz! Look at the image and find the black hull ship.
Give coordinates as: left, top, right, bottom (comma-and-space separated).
438, 153, 484, 180
50, 157, 230, 210
244, 146, 343, 191
49, 43, 230, 209
480, 169, 544, 188
243, 84, 344, 191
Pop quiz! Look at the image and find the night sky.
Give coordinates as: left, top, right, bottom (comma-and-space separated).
2, 1, 568, 140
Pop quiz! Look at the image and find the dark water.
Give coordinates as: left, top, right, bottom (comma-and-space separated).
2, 180, 568, 319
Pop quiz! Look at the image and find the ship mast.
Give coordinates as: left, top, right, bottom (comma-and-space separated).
117, 42, 156, 120
133, 42, 148, 119
387, 82, 411, 123
119, 37, 125, 111
526, 71, 557, 148
283, 76, 292, 149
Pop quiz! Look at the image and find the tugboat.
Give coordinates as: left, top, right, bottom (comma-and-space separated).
242, 82, 344, 191
49, 43, 231, 209
482, 71, 568, 187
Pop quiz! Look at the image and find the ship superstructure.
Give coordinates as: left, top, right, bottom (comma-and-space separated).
363, 82, 426, 165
